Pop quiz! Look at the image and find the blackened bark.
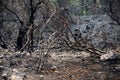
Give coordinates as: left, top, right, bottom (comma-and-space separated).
16, 28, 27, 51
27, 0, 42, 51
3, 0, 43, 51
16, 0, 43, 51
93, 0, 96, 3
2, 5, 26, 51
30, 29, 34, 51
28, 0, 35, 51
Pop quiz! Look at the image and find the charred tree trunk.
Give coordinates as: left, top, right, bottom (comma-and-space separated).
16, 0, 43, 51
16, 28, 28, 51
93, 0, 96, 3
17, 0, 42, 51
27, 0, 35, 51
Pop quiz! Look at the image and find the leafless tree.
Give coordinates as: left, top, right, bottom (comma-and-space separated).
0, 0, 56, 52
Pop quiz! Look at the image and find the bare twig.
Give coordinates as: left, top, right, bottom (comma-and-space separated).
37, 32, 59, 72
3, 5, 23, 26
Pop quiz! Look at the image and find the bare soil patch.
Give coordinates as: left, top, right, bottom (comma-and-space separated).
0, 50, 120, 80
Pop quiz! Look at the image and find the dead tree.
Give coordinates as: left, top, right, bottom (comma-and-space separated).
1, 0, 46, 51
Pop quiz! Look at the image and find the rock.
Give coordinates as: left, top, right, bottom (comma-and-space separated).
40, 75, 44, 78
75, 51, 90, 58
8, 75, 23, 80
100, 50, 117, 60
0, 55, 4, 59
8, 68, 26, 80
16, 51, 21, 54
0, 65, 4, 72
1, 68, 26, 80
12, 68, 19, 73
12, 68, 26, 76
2, 73, 8, 80
51, 65, 57, 70
80, 51, 90, 58
115, 65, 120, 71
26, 52, 31, 57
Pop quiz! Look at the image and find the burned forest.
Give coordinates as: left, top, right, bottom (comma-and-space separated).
0, 0, 120, 80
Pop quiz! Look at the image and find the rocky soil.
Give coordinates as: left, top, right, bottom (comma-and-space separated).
0, 49, 120, 80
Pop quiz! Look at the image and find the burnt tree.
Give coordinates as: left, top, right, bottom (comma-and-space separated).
1, 0, 44, 51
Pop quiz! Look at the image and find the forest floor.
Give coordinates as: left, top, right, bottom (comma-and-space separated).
0, 49, 120, 80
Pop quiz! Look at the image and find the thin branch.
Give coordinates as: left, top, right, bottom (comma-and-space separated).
0, 19, 17, 25
33, 0, 43, 14
36, 0, 43, 8
3, 5, 23, 26
37, 7, 56, 36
